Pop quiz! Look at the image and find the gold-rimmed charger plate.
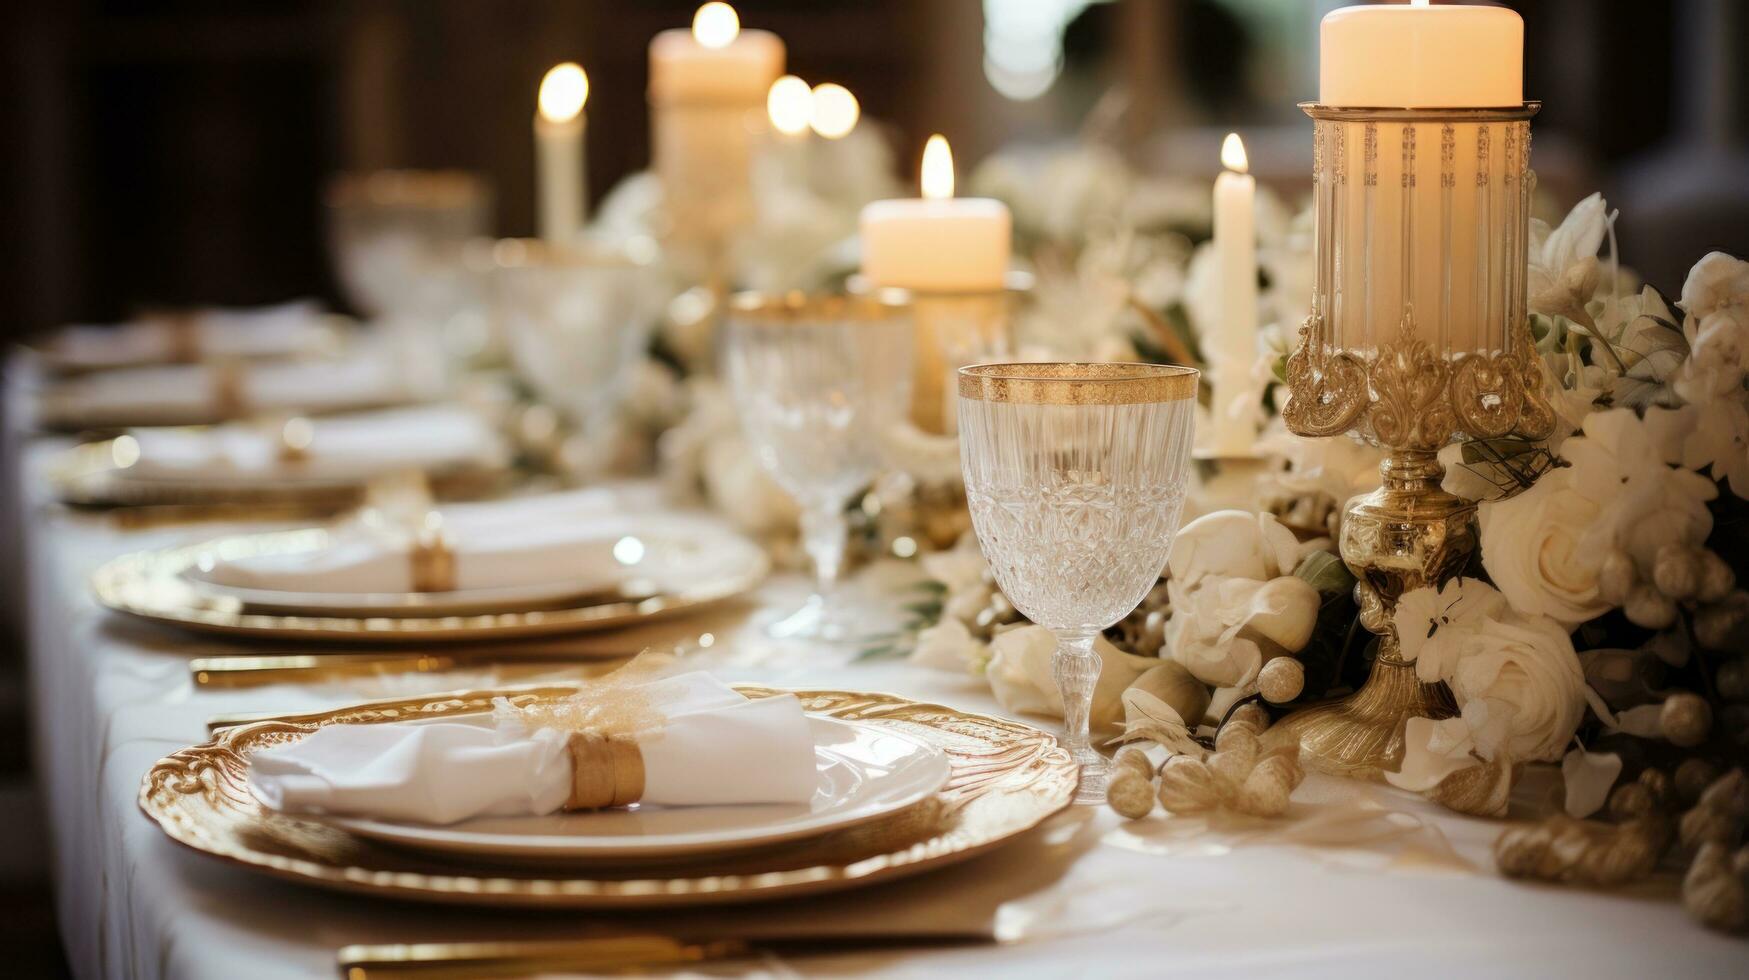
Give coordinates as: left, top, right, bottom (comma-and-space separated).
48, 436, 509, 512
92, 528, 769, 643
138, 685, 1077, 908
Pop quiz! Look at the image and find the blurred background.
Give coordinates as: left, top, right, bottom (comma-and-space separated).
2, 0, 1745, 339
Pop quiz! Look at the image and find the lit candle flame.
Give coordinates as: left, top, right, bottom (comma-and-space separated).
692, 2, 739, 49
537, 63, 589, 123
1221, 132, 1248, 174
921, 134, 954, 200
808, 83, 860, 139
767, 75, 813, 135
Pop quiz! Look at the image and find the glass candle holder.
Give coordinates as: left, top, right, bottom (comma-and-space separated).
1271, 102, 1556, 780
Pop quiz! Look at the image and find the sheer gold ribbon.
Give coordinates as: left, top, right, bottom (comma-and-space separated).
210, 358, 248, 420
510, 652, 678, 810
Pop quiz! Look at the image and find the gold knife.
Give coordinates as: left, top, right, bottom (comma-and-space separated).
338, 931, 993, 978
190, 651, 628, 690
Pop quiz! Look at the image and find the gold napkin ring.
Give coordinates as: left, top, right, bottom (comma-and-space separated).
409, 520, 456, 593
275, 416, 314, 464
210, 358, 248, 420
565, 733, 646, 809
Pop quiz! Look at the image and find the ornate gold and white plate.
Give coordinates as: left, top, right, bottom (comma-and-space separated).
93, 528, 769, 643
316, 714, 952, 863
48, 436, 506, 512
139, 686, 1078, 908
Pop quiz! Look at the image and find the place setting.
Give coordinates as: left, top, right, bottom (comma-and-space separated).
139, 655, 1077, 909
12, 0, 1749, 976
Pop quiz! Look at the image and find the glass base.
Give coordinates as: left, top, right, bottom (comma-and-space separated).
1069, 745, 1110, 805
762, 594, 858, 643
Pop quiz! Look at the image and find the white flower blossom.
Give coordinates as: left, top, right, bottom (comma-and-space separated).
1386, 578, 1588, 794
1164, 511, 1321, 687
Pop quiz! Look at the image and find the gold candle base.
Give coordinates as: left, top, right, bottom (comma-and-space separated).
1263, 449, 1467, 778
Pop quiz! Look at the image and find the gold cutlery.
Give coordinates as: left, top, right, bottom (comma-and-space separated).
338, 931, 994, 978
190, 650, 630, 690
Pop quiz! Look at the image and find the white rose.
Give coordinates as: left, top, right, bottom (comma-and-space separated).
1387, 579, 1587, 794
985, 625, 1156, 733
1477, 467, 1609, 628
1479, 408, 1715, 627
909, 618, 989, 674
920, 544, 989, 596
1163, 511, 1321, 686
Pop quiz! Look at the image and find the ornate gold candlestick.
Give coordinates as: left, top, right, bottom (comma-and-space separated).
1268, 103, 1555, 779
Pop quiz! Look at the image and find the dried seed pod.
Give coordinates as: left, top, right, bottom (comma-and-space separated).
1213, 719, 1261, 757
1258, 657, 1306, 704
1698, 550, 1737, 604
1677, 758, 1724, 806
1625, 584, 1678, 630
1429, 755, 1512, 818
1652, 545, 1703, 602
1662, 692, 1714, 748
1718, 660, 1749, 702
1232, 752, 1299, 817
1699, 769, 1749, 816
1156, 755, 1221, 813
1227, 701, 1272, 732
1113, 746, 1156, 778
1608, 783, 1655, 820
1683, 841, 1749, 934
1106, 769, 1157, 820
1636, 767, 1675, 809
1495, 814, 1673, 886
1597, 549, 1638, 605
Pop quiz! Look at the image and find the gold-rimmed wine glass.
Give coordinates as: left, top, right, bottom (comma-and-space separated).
958, 362, 1198, 802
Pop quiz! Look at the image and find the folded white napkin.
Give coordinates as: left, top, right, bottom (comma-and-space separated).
198, 489, 632, 594
38, 333, 444, 427
248, 673, 819, 824
123, 404, 507, 483
44, 300, 333, 371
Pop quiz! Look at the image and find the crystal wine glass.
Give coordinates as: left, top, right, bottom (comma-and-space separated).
723, 291, 914, 640
958, 362, 1197, 802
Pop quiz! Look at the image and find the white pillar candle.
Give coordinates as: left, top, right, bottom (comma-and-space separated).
1317, 1, 1526, 355
535, 62, 589, 244
861, 136, 1013, 433
1320, 0, 1522, 109
1210, 132, 1258, 456
648, 3, 784, 105
860, 137, 1011, 293
648, 4, 785, 272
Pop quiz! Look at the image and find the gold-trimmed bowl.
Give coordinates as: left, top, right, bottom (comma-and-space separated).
138, 685, 1078, 908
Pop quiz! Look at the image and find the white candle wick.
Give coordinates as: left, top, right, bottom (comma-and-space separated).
1220, 132, 1248, 174
538, 63, 588, 123
767, 75, 813, 135
808, 83, 860, 140
692, 3, 740, 49
921, 134, 954, 200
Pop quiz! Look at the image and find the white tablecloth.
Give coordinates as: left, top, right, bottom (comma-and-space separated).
11, 423, 1744, 978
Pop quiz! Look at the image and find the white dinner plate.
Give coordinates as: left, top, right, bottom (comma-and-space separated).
178, 522, 766, 618
297, 715, 951, 864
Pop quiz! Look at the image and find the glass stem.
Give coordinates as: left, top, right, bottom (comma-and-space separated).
1053, 630, 1100, 760
800, 504, 848, 598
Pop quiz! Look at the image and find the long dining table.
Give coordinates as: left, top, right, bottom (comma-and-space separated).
6, 383, 1743, 980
